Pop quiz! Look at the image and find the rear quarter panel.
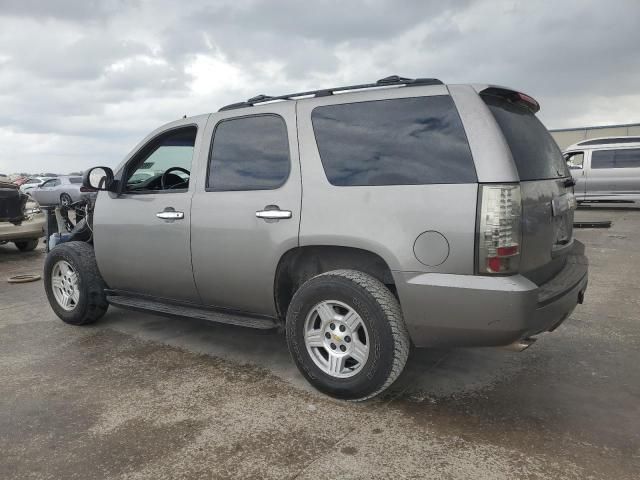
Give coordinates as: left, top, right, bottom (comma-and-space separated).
296, 86, 478, 275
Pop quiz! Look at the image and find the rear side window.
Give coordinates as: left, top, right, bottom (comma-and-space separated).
311, 96, 476, 186
69, 177, 82, 184
483, 95, 568, 181
592, 148, 640, 169
208, 115, 290, 191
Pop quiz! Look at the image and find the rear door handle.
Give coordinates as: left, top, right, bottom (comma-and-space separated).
156, 210, 184, 220
256, 206, 292, 220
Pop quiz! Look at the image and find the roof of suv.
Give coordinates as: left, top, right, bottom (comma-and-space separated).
565, 136, 640, 150
218, 75, 444, 111
216, 75, 540, 119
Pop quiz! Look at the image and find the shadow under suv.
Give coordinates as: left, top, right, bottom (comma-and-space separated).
43, 75, 588, 400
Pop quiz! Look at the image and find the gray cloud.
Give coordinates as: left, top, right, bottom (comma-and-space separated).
0, 0, 639, 173
0, 0, 135, 22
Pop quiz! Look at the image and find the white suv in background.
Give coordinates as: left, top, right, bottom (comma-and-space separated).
564, 137, 640, 204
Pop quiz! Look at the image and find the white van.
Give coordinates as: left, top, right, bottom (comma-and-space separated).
564, 137, 640, 203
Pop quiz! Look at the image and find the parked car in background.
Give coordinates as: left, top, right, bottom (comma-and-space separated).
43, 76, 587, 401
564, 136, 640, 204
13, 177, 30, 186
30, 176, 84, 206
0, 181, 44, 251
20, 176, 53, 195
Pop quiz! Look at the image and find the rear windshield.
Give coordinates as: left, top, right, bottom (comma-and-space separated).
69, 177, 82, 184
482, 95, 568, 181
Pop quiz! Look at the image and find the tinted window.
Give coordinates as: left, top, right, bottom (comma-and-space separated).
43, 179, 60, 187
483, 95, 568, 180
311, 96, 475, 186
69, 177, 82, 184
591, 150, 615, 169
208, 115, 290, 191
592, 148, 640, 169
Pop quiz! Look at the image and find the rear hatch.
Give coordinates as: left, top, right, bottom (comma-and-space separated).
482, 90, 575, 285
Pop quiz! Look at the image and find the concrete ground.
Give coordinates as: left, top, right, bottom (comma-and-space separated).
1, 207, 639, 479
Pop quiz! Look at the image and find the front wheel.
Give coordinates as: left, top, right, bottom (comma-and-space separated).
44, 241, 109, 325
286, 270, 410, 401
14, 239, 39, 252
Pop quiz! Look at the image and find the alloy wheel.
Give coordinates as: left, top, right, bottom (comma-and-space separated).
51, 260, 80, 311
303, 300, 370, 378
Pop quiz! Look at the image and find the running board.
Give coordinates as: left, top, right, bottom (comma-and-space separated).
106, 295, 279, 330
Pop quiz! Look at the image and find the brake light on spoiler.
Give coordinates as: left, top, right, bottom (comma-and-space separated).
478, 184, 522, 274
480, 86, 540, 113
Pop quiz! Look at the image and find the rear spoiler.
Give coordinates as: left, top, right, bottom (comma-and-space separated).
476, 85, 540, 113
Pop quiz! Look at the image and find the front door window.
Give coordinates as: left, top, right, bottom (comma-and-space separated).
565, 152, 584, 170
125, 127, 197, 192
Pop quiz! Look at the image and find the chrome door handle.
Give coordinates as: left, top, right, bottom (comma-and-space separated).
156, 211, 184, 220
256, 207, 292, 220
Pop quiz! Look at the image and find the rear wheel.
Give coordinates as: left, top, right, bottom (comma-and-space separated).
14, 239, 39, 252
60, 193, 72, 207
286, 269, 410, 401
44, 241, 108, 325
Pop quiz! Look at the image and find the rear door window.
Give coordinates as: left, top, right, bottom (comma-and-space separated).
68, 177, 82, 184
311, 96, 476, 186
482, 95, 568, 181
207, 115, 290, 191
592, 148, 640, 169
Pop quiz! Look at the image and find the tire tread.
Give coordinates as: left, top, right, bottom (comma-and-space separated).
44, 241, 108, 325
292, 269, 410, 401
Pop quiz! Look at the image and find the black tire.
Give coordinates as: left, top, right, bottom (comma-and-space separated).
286, 269, 410, 401
14, 239, 39, 252
44, 241, 109, 325
60, 193, 72, 207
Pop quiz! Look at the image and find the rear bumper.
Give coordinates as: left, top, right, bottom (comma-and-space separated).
395, 241, 588, 348
0, 213, 45, 242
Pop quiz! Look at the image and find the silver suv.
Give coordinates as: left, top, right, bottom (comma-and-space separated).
43, 76, 588, 400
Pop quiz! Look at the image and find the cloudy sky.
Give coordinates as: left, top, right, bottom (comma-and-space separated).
1, 0, 639, 174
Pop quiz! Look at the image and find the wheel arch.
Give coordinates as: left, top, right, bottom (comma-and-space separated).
273, 245, 396, 320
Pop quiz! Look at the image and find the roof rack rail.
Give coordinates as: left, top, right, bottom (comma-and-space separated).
218, 75, 443, 111
576, 136, 640, 147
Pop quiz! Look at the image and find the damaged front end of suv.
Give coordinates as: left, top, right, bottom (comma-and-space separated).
0, 181, 45, 251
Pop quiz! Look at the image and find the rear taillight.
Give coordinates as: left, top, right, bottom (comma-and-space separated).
478, 184, 522, 274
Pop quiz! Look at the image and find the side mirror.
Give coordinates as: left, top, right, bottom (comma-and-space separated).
83, 166, 115, 191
